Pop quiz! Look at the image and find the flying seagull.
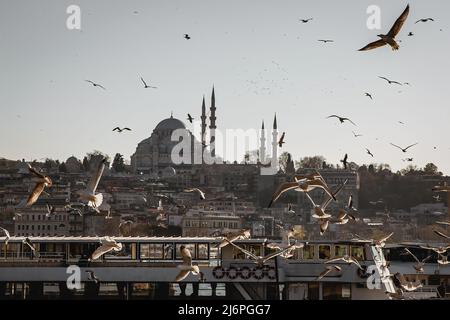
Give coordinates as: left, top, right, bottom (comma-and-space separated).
0, 227, 10, 245
408, 32, 414, 36
113, 127, 131, 133
326, 255, 363, 270
218, 229, 251, 248
187, 114, 194, 123
85, 80, 106, 90
86, 270, 100, 284
77, 158, 106, 211
433, 230, 450, 241
45, 203, 56, 217
90, 237, 123, 260
415, 18, 434, 24
175, 245, 200, 281
366, 148, 374, 157
184, 188, 206, 200
403, 248, 431, 273
390, 142, 418, 153
300, 18, 313, 23
25, 164, 53, 207
318, 39, 334, 43
23, 237, 39, 257
140, 77, 157, 89
317, 265, 342, 280
327, 115, 356, 126
352, 131, 362, 138
184, 34, 191, 40
365, 92, 373, 100
278, 132, 285, 147
358, 4, 409, 51
379, 76, 402, 85
340, 153, 348, 170
403, 158, 414, 162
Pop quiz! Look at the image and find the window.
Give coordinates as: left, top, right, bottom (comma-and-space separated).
323, 283, 351, 300
163, 244, 174, 259
197, 243, 208, 259
319, 245, 331, 260
140, 244, 163, 259
308, 283, 319, 300
351, 246, 365, 260
176, 244, 196, 259
303, 245, 315, 259
334, 245, 348, 257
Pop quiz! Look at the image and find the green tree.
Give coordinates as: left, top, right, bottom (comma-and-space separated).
295, 155, 325, 170
423, 163, 439, 175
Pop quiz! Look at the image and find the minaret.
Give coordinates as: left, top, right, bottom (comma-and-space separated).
259, 120, 266, 163
272, 113, 278, 168
209, 86, 217, 157
201, 95, 207, 148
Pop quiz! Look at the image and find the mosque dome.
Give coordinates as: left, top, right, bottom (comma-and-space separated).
154, 116, 186, 132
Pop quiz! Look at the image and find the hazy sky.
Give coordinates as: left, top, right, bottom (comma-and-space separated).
1, 0, 449, 173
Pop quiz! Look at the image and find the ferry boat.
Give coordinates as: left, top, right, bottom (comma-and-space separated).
0, 236, 416, 300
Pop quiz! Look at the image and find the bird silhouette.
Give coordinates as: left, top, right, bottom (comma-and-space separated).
415, 18, 434, 24
327, 115, 356, 126
140, 77, 157, 89
300, 18, 313, 23
318, 39, 334, 43
187, 114, 194, 123
352, 131, 363, 138
366, 148, 374, 157
184, 34, 191, 40
365, 92, 373, 100
408, 32, 414, 36
278, 132, 285, 147
85, 80, 106, 90
113, 127, 131, 133
340, 153, 348, 169
379, 76, 402, 85
359, 4, 409, 51
390, 142, 418, 153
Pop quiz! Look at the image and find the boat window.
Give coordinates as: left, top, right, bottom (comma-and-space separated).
176, 244, 196, 260
303, 245, 315, 259
140, 244, 163, 259
307, 283, 319, 300
106, 243, 132, 259
163, 244, 174, 259
350, 246, 365, 260
319, 245, 331, 260
323, 283, 351, 300
197, 243, 208, 259
334, 245, 348, 257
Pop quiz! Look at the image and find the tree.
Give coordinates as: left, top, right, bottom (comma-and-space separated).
112, 153, 125, 173
278, 152, 291, 172
423, 163, 439, 175
295, 156, 325, 170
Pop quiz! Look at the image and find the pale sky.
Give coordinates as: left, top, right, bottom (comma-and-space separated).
1, 0, 449, 173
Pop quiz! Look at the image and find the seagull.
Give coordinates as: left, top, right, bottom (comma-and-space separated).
358, 4, 409, 51
433, 195, 442, 202
140, 77, 157, 89
175, 245, 200, 281
379, 76, 402, 85
327, 115, 356, 126
90, 237, 123, 260
187, 114, 194, 123
86, 270, 100, 284
184, 188, 206, 200
112, 127, 131, 133
407, 32, 414, 36
403, 158, 414, 162
319, 218, 329, 235
25, 164, 53, 207
352, 131, 363, 138
65, 204, 83, 216
340, 153, 348, 169
347, 194, 357, 211
266, 227, 305, 253
184, 34, 191, 40
365, 92, 373, 100
299, 18, 313, 23
398, 121, 405, 124
23, 237, 38, 257
268, 176, 337, 208
390, 142, 418, 153
366, 148, 374, 157
433, 230, 450, 241
354, 232, 393, 247
218, 229, 251, 248
403, 248, 431, 273
331, 210, 351, 225
278, 132, 285, 147
419, 243, 450, 255
415, 18, 434, 24
85, 80, 106, 90
0, 227, 10, 245
287, 203, 295, 214
226, 239, 299, 266
393, 273, 423, 292
77, 158, 106, 211
318, 39, 334, 43
438, 254, 450, 265
317, 265, 342, 280
305, 179, 348, 219
45, 203, 56, 217
326, 255, 363, 270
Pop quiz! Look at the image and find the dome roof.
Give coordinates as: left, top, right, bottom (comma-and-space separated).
154, 116, 186, 131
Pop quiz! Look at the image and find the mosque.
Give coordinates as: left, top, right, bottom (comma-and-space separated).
130, 86, 279, 179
